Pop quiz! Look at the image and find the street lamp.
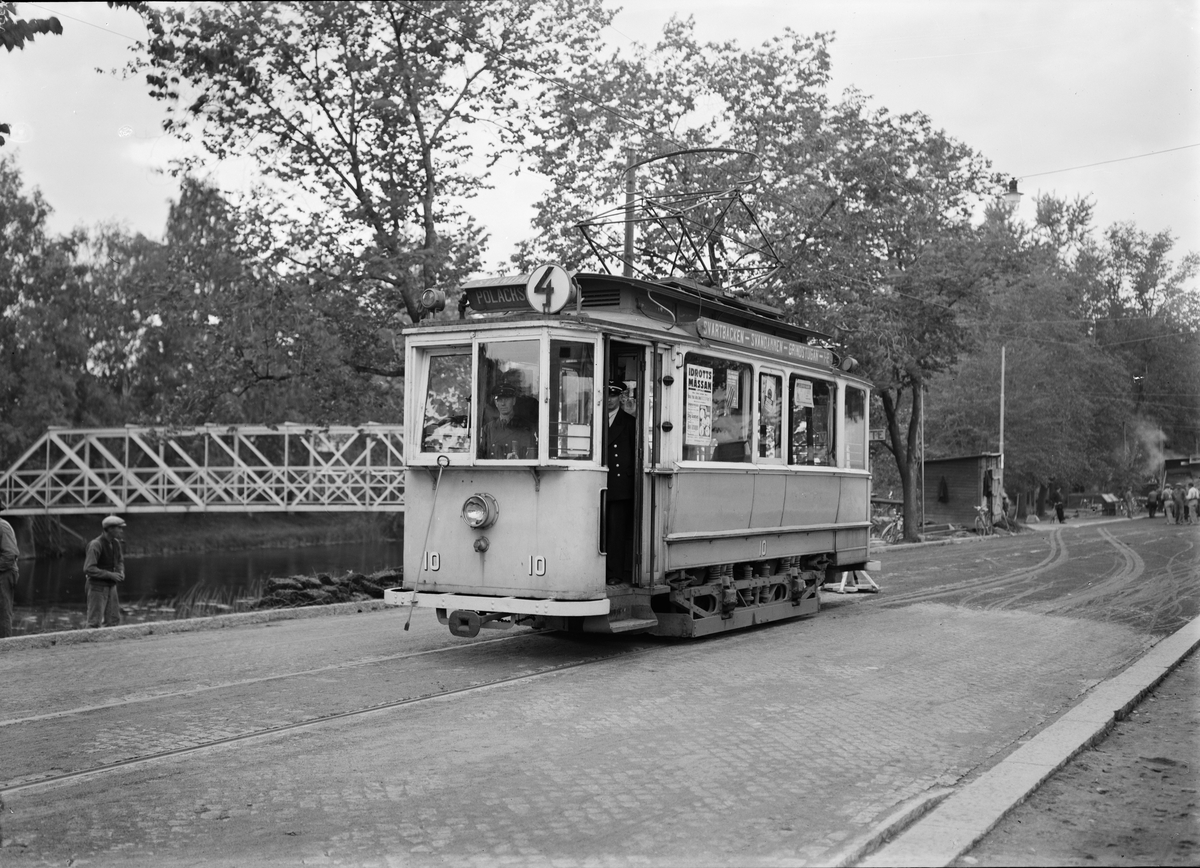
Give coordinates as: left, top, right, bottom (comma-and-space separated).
1004, 178, 1022, 210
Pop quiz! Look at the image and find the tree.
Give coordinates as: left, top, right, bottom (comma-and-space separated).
0, 156, 146, 466
518, 19, 996, 540
127, 0, 612, 341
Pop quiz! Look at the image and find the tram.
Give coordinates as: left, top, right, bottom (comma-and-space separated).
384, 264, 877, 638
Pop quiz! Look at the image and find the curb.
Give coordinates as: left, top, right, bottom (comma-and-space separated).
0, 599, 392, 652
858, 613, 1200, 867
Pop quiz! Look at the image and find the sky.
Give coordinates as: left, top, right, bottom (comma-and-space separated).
1, 0, 1197, 275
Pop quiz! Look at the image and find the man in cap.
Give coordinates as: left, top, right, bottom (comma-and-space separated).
84, 515, 126, 628
0, 499, 20, 638
606, 380, 637, 585
480, 379, 536, 459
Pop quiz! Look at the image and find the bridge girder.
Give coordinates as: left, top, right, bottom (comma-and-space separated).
0, 425, 406, 516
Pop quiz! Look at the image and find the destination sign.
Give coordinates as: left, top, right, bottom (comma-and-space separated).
465, 281, 529, 312
696, 317, 833, 366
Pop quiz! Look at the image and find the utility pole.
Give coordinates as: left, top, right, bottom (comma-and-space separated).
999, 344, 1006, 478
623, 149, 636, 278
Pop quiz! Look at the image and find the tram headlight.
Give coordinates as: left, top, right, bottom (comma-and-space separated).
461, 492, 499, 529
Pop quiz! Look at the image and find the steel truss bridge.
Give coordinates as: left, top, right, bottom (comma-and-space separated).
0, 425, 406, 516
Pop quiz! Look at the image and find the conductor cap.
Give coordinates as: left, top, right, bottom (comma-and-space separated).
607, 380, 628, 395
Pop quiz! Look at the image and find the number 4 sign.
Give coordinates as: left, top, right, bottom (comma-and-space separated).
524, 264, 574, 314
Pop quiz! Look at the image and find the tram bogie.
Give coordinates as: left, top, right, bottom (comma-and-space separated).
384, 268, 876, 639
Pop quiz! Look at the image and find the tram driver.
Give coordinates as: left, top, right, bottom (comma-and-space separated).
480, 380, 537, 459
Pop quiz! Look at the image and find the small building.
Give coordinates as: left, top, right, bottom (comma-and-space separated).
922, 453, 1002, 528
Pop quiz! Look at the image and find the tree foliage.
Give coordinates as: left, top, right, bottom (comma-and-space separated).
927, 195, 1200, 502
127, 0, 612, 331
518, 18, 997, 539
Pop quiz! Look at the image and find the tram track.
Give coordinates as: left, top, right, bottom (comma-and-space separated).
0, 633, 655, 796
876, 528, 1068, 608
0, 630, 533, 730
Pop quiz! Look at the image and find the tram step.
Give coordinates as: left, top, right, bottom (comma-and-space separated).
606, 617, 659, 634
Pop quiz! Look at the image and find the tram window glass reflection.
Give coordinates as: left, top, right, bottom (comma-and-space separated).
420, 349, 471, 454
845, 386, 867, 470
549, 340, 595, 460
789, 375, 836, 465
758, 372, 783, 461
477, 340, 540, 460
683, 353, 751, 462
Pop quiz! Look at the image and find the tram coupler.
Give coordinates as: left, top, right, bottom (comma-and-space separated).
446, 609, 514, 638
790, 569, 819, 606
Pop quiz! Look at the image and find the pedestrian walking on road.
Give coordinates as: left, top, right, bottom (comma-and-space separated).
1187, 481, 1200, 526
0, 500, 20, 638
1163, 486, 1177, 524
85, 516, 126, 628
1147, 486, 1159, 519
1051, 481, 1066, 524
1173, 484, 1187, 525
1123, 485, 1136, 519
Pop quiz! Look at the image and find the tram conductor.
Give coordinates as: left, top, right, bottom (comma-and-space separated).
606, 380, 637, 585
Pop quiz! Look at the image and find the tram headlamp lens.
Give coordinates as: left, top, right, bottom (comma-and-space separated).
461, 493, 499, 529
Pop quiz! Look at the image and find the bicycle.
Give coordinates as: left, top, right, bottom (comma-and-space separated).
973, 505, 994, 536
880, 514, 904, 544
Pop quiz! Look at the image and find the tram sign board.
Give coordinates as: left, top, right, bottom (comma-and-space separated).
696, 317, 833, 367
464, 276, 530, 313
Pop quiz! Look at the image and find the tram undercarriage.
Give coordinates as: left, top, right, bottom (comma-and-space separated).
388, 554, 871, 639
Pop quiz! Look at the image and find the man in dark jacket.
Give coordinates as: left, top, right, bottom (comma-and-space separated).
606, 381, 637, 585
0, 499, 20, 638
85, 516, 126, 628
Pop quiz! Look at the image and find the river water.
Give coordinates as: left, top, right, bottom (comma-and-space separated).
14, 540, 405, 609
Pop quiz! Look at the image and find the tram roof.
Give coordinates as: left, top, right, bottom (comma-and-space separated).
448, 271, 831, 345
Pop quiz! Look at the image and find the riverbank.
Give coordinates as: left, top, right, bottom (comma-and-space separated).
7, 565, 404, 638
19, 511, 403, 559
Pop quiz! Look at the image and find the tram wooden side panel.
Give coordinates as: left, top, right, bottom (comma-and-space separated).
661, 469, 869, 570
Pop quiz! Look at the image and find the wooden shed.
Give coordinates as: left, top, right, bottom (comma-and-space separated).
922, 453, 1002, 527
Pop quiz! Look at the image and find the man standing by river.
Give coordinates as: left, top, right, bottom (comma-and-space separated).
0, 499, 20, 638
85, 516, 126, 628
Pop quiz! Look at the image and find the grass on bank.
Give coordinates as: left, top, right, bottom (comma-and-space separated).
11, 580, 268, 636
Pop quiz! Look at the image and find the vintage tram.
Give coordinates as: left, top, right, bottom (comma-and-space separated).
384, 264, 877, 638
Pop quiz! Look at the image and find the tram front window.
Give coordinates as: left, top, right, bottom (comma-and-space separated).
478, 340, 540, 460
549, 340, 595, 460
420, 349, 471, 454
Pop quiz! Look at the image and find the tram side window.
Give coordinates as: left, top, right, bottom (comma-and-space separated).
845, 386, 868, 470
758, 372, 783, 461
477, 340, 540, 460
420, 349, 471, 454
549, 340, 595, 460
683, 353, 751, 463
789, 375, 836, 466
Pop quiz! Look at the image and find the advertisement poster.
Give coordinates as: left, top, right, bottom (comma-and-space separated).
793, 378, 813, 408
726, 370, 739, 410
685, 364, 713, 445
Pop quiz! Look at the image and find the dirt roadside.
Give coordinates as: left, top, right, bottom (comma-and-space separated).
954, 649, 1199, 866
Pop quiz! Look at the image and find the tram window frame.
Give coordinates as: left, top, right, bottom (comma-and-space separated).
476, 338, 543, 462
415, 345, 473, 458
756, 368, 785, 465
548, 339, 597, 461
681, 352, 753, 464
844, 385, 868, 471
788, 374, 837, 467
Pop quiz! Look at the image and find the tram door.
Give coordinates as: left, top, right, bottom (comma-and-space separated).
605, 341, 646, 586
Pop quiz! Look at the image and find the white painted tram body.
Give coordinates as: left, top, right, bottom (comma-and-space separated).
385, 270, 876, 638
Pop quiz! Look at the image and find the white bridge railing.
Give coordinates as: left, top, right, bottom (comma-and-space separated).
0, 424, 405, 516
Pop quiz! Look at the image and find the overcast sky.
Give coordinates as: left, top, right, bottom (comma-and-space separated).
2, 0, 1197, 276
